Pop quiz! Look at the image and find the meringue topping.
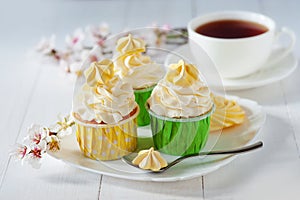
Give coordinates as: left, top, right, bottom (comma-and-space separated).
147, 60, 213, 118
84, 59, 115, 87
132, 147, 167, 171
210, 95, 245, 131
115, 53, 164, 89
74, 59, 137, 124
116, 34, 146, 54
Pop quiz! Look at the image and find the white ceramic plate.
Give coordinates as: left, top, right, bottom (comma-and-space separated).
48, 97, 265, 182
165, 44, 298, 91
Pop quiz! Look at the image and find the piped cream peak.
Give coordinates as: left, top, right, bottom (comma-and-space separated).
84, 59, 115, 88
132, 147, 167, 171
210, 94, 245, 131
166, 59, 199, 87
147, 60, 213, 118
116, 34, 146, 54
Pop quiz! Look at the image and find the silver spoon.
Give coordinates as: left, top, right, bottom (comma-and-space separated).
122, 141, 263, 173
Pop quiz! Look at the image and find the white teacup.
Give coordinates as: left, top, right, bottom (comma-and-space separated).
188, 11, 296, 79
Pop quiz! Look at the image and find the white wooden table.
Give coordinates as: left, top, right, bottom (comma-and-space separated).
1, 0, 300, 199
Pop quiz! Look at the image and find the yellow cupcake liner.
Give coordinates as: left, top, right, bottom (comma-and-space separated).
73, 108, 139, 161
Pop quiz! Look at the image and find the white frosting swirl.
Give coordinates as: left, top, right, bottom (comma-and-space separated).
147, 60, 213, 118
132, 147, 167, 171
115, 53, 164, 89
74, 59, 137, 124
116, 34, 146, 54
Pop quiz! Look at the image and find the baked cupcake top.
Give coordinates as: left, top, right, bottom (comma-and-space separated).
114, 34, 164, 89
147, 60, 213, 118
74, 59, 137, 124
210, 94, 245, 131
132, 147, 167, 171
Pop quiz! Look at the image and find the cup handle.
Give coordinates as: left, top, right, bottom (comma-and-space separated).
265, 27, 296, 68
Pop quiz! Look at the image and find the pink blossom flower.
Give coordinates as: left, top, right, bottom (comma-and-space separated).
85, 23, 110, 48
151, 23, 171, 32
35, 35, 56, 55
10, 144, 28, 160
59, 59, 71, 73
86, 23, 110, 40
96, 38, 105, 47
65, 28, 85, 51
31, 145, 43, 158
58, 49, 81, 72
59, 47, 103, 76
25, 141, 47, 169
86, 47, 103, 63
59, 53, 81, 75
162, 24, 171, 32
24, 124, 48, 146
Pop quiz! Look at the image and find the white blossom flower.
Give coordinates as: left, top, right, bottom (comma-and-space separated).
152, 23, 172, 46
46, 135, 61, 152
86, 23, 110, 46
25, 141, 47, 169
35, 35, 56, 55
80, 49, 91, 61
51, 114, 74, 138
69, 61, 83, 76
59, 48, 102, 76
151, 23, 171, 32
10, 143, 28, 161
161, 24, 171, 32
25, 156, 41, 169
59, 59, 71, 73
24, 124, 48, 146
85, 47, 103, 63
58, 49, 79, 71
65, 28, 85, 51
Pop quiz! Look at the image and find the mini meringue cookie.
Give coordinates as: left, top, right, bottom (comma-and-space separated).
115, 53, 164, 89
147, 60, 213, 118
116, 34, 146, 55
132, 147, 167, 171
210, 95, 245, 131
74, 59, 137, 124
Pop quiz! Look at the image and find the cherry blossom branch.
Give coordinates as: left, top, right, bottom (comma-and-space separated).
35, 23, 188, 77
10, 115, 75, 169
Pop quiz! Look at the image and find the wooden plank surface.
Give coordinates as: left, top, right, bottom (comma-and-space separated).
261, 0, 300, 157
0, 0, 299, 199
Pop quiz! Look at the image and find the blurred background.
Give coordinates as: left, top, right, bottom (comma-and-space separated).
1, 0, 299, 51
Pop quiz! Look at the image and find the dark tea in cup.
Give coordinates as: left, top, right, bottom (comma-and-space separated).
195, 19, 268, 39
187, 11, 295, 78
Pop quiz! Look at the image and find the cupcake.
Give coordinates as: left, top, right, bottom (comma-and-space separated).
210, 94, 245, 131
147, 60, 214, 156
72, 59, 139, 161
114, 34, 165, 126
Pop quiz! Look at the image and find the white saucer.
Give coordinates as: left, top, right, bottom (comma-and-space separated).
165, 44, 298, 91
48, 97, 265, 182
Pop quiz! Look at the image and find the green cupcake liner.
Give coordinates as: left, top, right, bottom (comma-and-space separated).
134, 86, 155, 126
148, 107, 213, 156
